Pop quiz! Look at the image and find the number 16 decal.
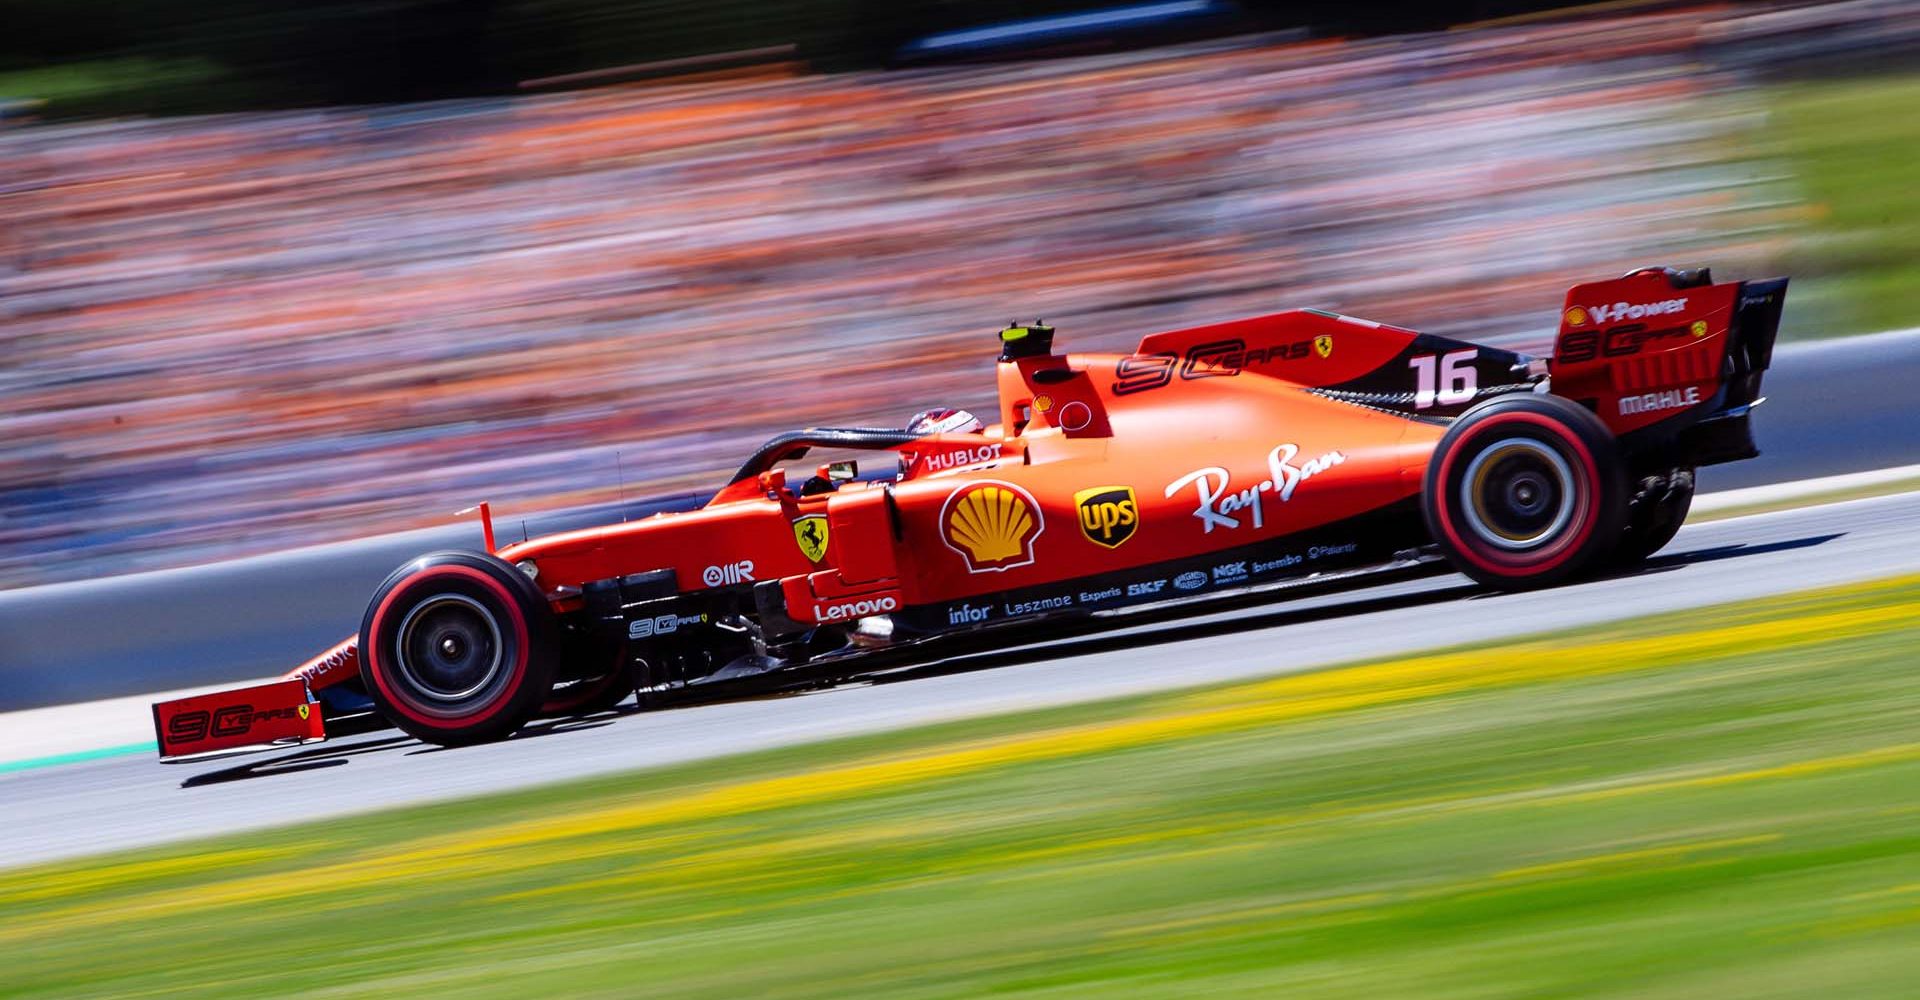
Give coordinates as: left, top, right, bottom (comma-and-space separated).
1409, 348, 1478, 409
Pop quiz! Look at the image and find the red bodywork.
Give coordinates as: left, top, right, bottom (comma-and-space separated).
154, 268, 1782, 760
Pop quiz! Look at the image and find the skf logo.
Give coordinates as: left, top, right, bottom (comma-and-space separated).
1074, 485, 1138, 549
1564, 306, 1589, 328
1313, 335, 1333, 359
942, 481, 1044, 572
792, 514, 829, 563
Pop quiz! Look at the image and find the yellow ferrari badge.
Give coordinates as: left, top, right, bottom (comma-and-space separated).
793, 514, 830, 563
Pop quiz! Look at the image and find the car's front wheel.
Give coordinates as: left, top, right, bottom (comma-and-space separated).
359, 551, 557, 746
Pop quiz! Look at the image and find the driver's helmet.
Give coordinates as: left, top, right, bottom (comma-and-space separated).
905, 407, 984, 436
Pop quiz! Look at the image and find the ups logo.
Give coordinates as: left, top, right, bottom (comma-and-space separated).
1075, 486, 1138, 548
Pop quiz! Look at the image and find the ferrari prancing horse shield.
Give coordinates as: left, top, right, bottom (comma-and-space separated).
792, 514, 830, 563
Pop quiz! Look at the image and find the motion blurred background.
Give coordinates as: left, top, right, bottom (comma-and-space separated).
4, 0, 1919, 589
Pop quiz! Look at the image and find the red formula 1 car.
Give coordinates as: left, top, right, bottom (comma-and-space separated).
154, 266, 1787, 760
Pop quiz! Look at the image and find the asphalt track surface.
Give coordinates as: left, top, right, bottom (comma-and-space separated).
5, 490, 1919, 869
2, 328, 1918, 710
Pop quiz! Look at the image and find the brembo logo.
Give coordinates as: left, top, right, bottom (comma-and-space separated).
702, 560, 755, 587
814, 596, 899, 622
1579, 297, 1688, 325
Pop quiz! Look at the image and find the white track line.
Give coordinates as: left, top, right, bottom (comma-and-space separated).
1692, 463, 1920, 514
0, 680, 259, 768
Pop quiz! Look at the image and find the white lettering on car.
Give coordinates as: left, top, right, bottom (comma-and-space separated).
813, 595, 899, 622
920, 444, 1003, 472
1617, 386, 1702, 415
702, 560, 755, 587
1164, 444, 1346, 534
1588, 297, 1688, 324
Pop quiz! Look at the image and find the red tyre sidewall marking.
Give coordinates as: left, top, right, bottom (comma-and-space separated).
1435, 411, 1601, 576
365, 565, 532, 727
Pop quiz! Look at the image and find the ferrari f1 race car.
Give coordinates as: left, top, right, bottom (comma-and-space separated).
154, 266, 1787, 761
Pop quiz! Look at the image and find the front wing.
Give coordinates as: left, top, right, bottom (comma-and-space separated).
152, 678, 326, 762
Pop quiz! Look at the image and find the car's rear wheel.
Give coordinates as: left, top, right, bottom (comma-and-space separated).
1424, 394, 1627, 590
359, 551, 557, 746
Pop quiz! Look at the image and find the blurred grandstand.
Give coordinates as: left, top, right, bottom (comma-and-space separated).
0, 2, 1914, 588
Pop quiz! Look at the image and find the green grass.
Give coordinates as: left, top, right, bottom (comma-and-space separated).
3, 576, 1920, 998
1770, 72, 1920, 335
0, 58, 229, 117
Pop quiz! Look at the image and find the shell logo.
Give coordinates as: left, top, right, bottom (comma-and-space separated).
941, 481, 1044, 573
1564, 306, 1589, 327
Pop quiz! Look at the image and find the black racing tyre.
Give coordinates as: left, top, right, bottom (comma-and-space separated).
1423, 393, 1628, 590
359, 551, 557, 746
1614, 469, 1694, 567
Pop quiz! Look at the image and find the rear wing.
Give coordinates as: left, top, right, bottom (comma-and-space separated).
1549, 267, 1786, 467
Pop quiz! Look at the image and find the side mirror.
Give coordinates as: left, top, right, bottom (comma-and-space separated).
827, 460, 859, 483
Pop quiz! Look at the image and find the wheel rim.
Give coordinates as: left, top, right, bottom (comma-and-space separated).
394, 594, 504, 702
1459, 437, 1577, 551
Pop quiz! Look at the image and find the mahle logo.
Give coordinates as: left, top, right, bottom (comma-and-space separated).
1074, 485, 1138, 549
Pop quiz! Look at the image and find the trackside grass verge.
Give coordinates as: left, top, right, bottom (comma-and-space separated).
4, 575, 1920, 998
1770, 72, 1920, 335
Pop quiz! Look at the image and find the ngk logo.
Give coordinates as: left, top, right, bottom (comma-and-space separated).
1577, 297, 1688, 325
702, 560, 755, 587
